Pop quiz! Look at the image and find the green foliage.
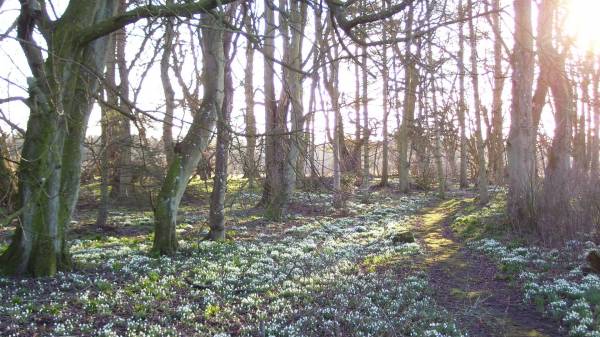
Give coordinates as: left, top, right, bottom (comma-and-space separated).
203, 304, 221, 319
472, 238, 600, 337
451, 193, 508, 242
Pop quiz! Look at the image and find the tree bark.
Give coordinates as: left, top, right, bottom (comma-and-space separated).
360, 47, 370, 201
209, 10, 236, 241
468, 0, 489, 204
260, 0, 291, 220
113, 0, 132, 200
380, 41, 390, 186
398, 2, 415, 193
242, 4, 257, 186
429, 45, 445, 198
0, 133, 16, 212
592, 57, 600, 173
322, 25, 344, 209
488, 0, 505, 184
284, 0, 307, 194
539, 0, 572, 181
458, 0, 468, 188
153, 13, 224, 254
1, 0, 119, 276
506, 0, 536, 227
1, 0, 238, 277
161, 1, 175, 166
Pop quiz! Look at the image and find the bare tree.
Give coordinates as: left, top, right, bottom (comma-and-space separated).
360, 46, 370, 201
242, 3, 257, 187
467, 0, 488, 204
398, 2, 416, 193
209, 6, 238, 240
457, 0, 469, 188
487, 0, 505, 184
153, 12, 226, 255
506, 0, 536, 227
161, 0, 176, 166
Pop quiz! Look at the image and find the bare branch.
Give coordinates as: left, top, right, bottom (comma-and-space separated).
78, 0, 240, 45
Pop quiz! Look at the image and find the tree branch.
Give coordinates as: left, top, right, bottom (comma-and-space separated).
78, 0, 240, 45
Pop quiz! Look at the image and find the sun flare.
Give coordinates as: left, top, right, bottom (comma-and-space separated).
564, 0, 600, 52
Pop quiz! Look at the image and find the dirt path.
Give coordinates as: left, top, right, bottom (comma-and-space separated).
411, 198, 565, 337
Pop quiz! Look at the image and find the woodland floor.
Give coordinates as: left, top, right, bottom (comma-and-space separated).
0, 183, 597, 337
412, 197, 564, 337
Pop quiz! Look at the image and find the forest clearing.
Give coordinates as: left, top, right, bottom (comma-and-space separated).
1, 0, 600, 336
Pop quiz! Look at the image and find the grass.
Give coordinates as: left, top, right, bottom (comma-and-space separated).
449, 192, 510, 242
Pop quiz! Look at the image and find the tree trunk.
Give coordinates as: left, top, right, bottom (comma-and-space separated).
592, 57, 600, 173
360, 47, 370, 201
284, 0, 307, 194
322, 25, 344, 208
153, 13, 224, 254
354, 46, 361, 176
209, 12, 236, 241
261, 0, 291, 220
458, 0, 468, 188
161, 1, 175, 166
0, 133, 16, 212
97, 96, 113, 228
380, 45, 390, 186
398, 2, 415, 193
429, 46, 445, 198
488, 0, 505, 184
379, 0, 389, 187
113, 2, 132, 200
97, 23, 120, 227
1, 1, 119, 276
468, 0, 489, 204
242, 4, 257, 186
506, 0, 536, 227
97, 105, 110, 228
539, 0, 572, 182
308, 7, 322, 184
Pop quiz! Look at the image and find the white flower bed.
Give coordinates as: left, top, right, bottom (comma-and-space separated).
0, 193, 465, 337
469, 238, 600, 337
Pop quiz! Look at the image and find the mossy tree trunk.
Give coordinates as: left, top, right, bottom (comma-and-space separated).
1, 0, 236, 275
0, 133, 17, 212
1, 0, 119, 276
152, 13, 224, 254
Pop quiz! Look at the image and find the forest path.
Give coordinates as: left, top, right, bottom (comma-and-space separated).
411, 197, 564, 337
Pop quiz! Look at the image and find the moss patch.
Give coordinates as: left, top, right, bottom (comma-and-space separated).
450, 194, 509, 242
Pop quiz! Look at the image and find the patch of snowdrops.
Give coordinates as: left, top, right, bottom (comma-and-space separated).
0, 192, 465, 337
469, 238, 600, 337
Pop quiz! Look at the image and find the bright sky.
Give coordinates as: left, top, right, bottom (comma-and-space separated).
0, 0, 598, 146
